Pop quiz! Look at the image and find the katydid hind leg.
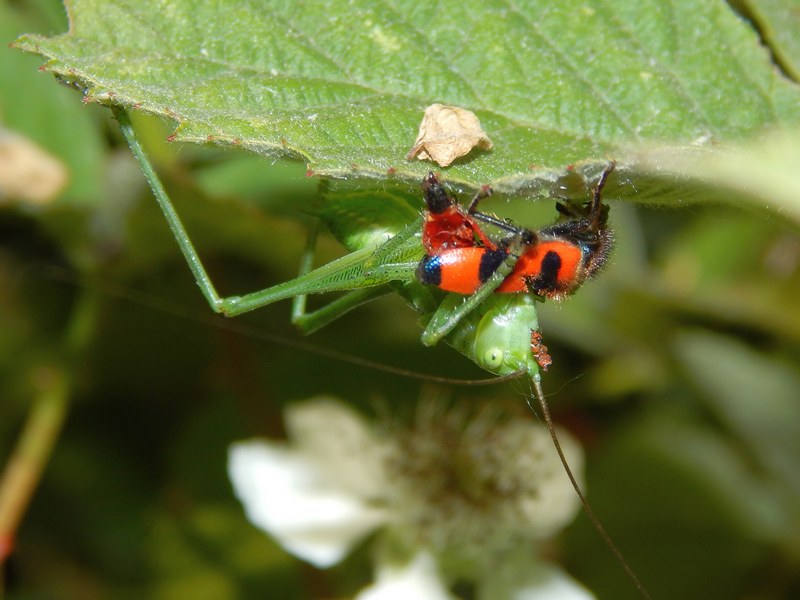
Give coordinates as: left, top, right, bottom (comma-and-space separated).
117, 107, 418, 318
115, 108, 225, 313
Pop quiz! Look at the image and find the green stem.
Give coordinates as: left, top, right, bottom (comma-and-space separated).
0, 368, 68, 565
0, 289, 99, 582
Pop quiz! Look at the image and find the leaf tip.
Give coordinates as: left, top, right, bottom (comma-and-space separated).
9, 34, 35, 52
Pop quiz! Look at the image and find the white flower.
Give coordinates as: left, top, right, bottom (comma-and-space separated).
356, 551, 456, 600
228, 398, 390, 567
476, 548, 595, 600
229, 397, 595, 599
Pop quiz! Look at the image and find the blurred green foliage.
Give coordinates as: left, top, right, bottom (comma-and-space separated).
2, 1, 800, 600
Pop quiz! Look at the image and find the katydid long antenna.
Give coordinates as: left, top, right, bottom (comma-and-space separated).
40, 264, 524, 388
527, 376, 653, 600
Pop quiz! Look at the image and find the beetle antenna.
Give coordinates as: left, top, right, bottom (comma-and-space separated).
527, 375, 653, 600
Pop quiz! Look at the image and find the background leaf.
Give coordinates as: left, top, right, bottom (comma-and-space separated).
743, 0, 800, 80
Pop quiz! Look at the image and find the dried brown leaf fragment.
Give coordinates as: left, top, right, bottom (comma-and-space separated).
0, 130, 68, 204
407, 104, 493, 167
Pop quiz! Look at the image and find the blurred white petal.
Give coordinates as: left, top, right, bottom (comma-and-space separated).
479, 560, 596, 600
229, 440, 389, 568
285, 398, 390, 499
229, 398, 595, 598
356, 551, 455, 600
510, 564, 595, 600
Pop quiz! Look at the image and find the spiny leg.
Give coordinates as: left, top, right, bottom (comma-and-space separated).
293, 287, 394, 334
590, 161, 616, 231
465, 182, 535, 239
115, 107, 224, 313
291, 223, 394, 334
364, 220, 424, 269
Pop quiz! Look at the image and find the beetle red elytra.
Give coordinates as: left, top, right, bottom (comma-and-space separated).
417, 163, 614, 301
416, 163, 615, 371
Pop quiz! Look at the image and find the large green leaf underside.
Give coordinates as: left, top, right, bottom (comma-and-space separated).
14, 0, 800, 192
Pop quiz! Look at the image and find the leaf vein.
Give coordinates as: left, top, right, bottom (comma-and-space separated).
502, 0, 639, 139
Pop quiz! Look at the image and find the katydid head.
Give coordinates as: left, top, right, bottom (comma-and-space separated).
444, 293, 545, 379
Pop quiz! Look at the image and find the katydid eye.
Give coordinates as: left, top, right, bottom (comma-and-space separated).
482, 347, 505, 369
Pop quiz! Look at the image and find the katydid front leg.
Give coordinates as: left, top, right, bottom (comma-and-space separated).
420, 232, 530, 346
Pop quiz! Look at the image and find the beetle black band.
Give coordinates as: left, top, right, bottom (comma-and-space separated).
531, 250, 561, 292
416, 254, 442, 286
478, 249, 509, 283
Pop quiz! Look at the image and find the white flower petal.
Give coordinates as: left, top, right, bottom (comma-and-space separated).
285, 398, 390, 499
478, 560, 596, 600
509, 564, 596, 600
356, 551, 456, 600
228, 440, 389, 568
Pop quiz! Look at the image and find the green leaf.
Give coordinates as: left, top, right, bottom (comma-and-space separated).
568, 405, 787, 600
675, 330, 800, 500
13, 0, 800, 193
630, 127, 800, 224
